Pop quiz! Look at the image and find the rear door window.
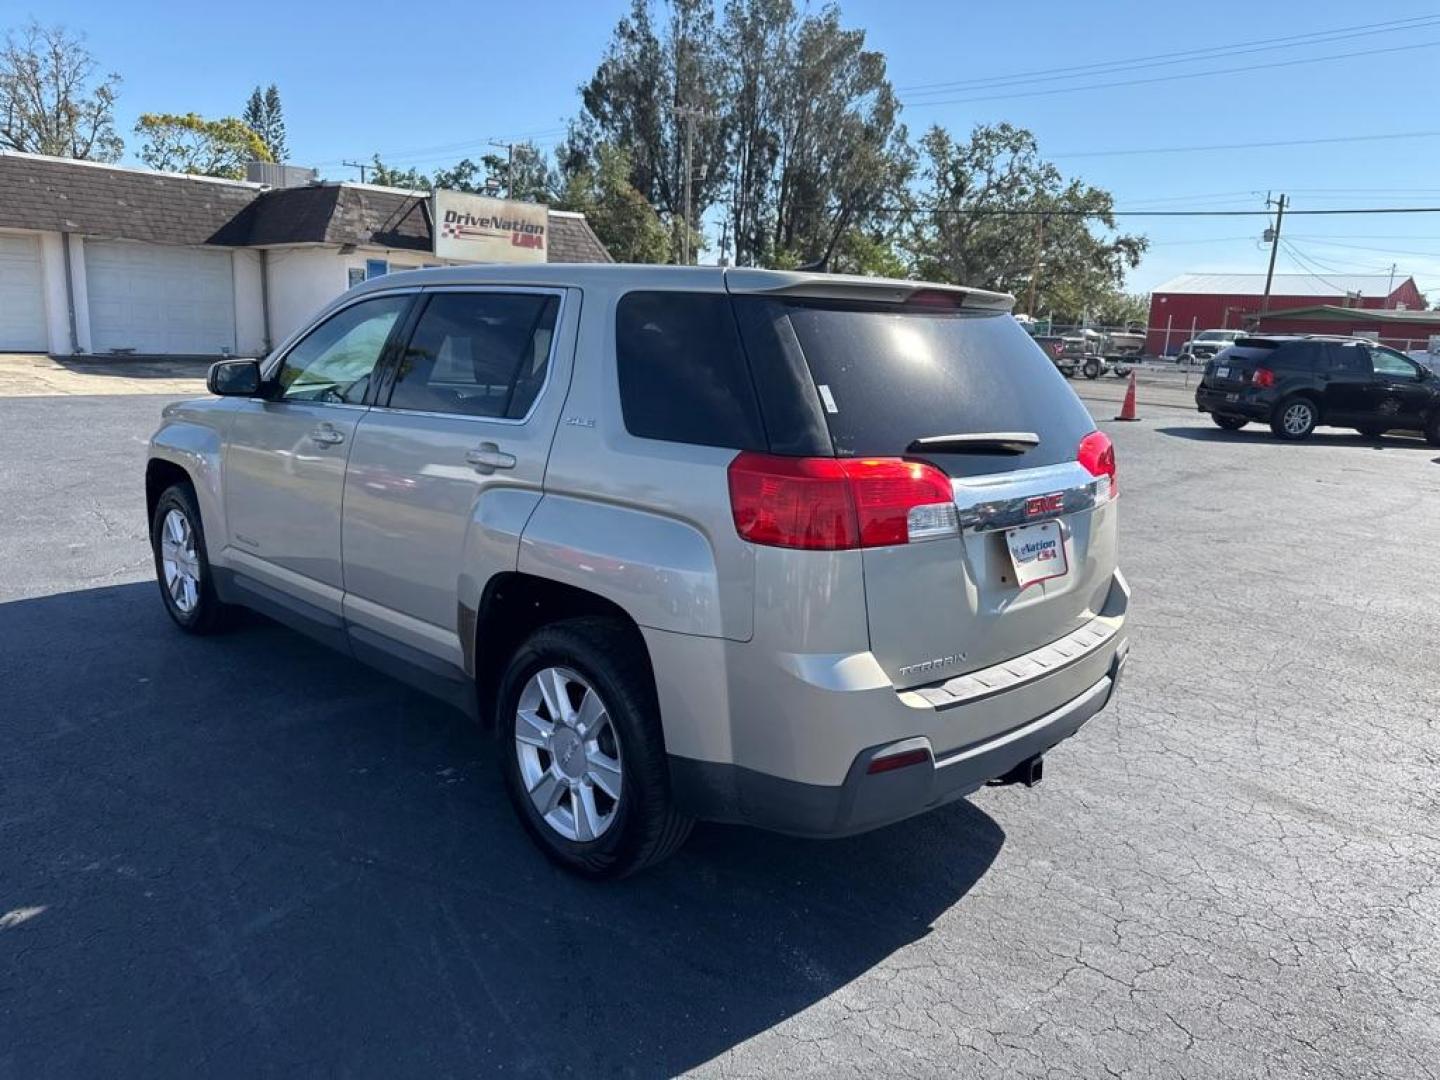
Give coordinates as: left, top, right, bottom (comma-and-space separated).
1327, 344, 1371, 375
1271, 342, 1322, 370
387, 291, 559, 419
615, 291, 767, 450
736, 298, 1094, 478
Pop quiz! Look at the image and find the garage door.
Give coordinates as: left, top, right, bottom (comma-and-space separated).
86, 241, 235, 354
0, 233, 47, 351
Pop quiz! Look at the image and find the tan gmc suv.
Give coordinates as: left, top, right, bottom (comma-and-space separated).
146, 265, 1130, 877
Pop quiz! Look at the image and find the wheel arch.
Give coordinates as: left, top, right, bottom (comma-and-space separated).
145, 458, 194, 524
470, 572, 657, 732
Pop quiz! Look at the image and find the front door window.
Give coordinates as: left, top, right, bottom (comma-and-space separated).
277, 295, 408, 405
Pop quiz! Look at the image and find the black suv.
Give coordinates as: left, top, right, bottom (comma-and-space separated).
1195, 336, 1440, 444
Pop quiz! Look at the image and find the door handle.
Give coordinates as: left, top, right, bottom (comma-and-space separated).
465, 442, 517, 472
309, 424, 345, 446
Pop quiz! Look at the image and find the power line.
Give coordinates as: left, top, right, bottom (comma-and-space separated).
896, 14, 1440, 94
1285, 236, 1440, 259
1280, 241, 1384, 274
312, 127, 567, 168
1051, 129, 1440, 160
1278, 240, 1370, 292
902, 38, 1440, 108
878, 205, 1440, 218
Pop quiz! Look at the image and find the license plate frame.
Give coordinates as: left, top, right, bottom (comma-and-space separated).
1005, 520, 1069, 590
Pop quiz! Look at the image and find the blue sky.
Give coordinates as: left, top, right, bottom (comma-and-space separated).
16, 0, 1440, 295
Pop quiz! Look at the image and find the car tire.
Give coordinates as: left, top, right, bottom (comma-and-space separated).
1355, 425, 1387, 439
1083, 359, 1102, 379
1212, 415, 1248, 431
150, 482, 234, 634
497, 617, 693, 879
1270, 396, 1319, 441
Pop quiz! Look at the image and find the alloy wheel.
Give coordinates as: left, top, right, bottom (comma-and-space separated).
514, 666, 624, 842
1282, 402, 1313, 435
159, 508, 201, 613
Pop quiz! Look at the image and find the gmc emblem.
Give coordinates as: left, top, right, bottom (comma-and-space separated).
1025, 493, 1065, 518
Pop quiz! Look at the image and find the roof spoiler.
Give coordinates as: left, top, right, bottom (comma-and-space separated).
723, 268, 1014, 312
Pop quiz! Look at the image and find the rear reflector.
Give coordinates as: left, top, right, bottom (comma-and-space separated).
866, 747, 931, 774
728, 453, 957, 550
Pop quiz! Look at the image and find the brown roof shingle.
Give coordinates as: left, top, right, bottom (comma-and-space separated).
0, 152, 258, 244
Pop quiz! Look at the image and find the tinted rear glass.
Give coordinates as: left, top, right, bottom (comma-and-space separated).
1271, 342, 1322, 369
1217, 345, 1279, 364
615, 291, 767, 450
741, 299, 1095, 478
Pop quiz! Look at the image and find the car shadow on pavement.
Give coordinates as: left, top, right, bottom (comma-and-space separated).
49, 355, 216, 379
1156, 425, 1436, 450
0, 582, 1005, 1079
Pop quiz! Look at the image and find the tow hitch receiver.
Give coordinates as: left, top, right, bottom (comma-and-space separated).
989, 754, 1044, 788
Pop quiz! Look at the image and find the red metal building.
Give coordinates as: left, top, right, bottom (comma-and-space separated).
1254, 305, 1440, 354
1146, 272, 1424, 356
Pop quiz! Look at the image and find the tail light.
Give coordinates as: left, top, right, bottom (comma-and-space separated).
1252, 367, 1276, 389
1077, 430, 1118, 503
728, 453, 957, 550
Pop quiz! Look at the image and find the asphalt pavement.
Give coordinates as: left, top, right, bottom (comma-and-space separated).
2, 386, 1438, 1079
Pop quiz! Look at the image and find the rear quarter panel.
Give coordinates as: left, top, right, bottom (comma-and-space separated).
526, 277, 755, 642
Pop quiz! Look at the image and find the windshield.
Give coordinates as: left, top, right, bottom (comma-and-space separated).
736, 298, 1096, 478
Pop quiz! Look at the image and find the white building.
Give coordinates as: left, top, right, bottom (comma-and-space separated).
0, 151, 612, 356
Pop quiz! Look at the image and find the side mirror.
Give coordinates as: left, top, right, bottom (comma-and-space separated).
207, 358, 262, 397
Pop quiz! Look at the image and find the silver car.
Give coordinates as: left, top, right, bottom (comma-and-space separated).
146, 265, 1129, 878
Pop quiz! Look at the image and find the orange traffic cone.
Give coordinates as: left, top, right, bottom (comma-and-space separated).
1114, 371, 1140, 421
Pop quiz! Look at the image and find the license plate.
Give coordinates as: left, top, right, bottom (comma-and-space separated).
1216, 366, 1230, 379
1005, 520, 1068, 590
1225, 392, 1239, 402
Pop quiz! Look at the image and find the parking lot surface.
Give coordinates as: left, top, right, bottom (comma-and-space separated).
2, 386, 1438, 1079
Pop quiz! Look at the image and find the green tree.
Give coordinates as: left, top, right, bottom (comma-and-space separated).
242, 83, 287, 162
557, 144, 670, 264
0, 21, 122, 160
561, 0, 730, 262
568, 0, 909, 268
479, 142, 555, 202
908, 123, 1146, 313
135, 113, 271, 178
366, 144, 557, 200
745, 1, 910, 269
1088, 291, 1149, 328
430, 158, 484, 192
367, 155, 431, 189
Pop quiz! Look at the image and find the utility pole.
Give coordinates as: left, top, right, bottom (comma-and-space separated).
1386, 262, 1397, 308
675, 106, 709, 265
1260, 192, 1287, 318
1026, 213, 1049, 317
489, 140, 515, 199
342, 160, 370, 183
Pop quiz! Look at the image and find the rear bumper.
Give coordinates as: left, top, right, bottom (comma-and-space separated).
669, 640, 1128, 838
1195, 386, 1271, 419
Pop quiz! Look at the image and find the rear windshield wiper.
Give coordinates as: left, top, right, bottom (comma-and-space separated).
906, 432, 1040, 455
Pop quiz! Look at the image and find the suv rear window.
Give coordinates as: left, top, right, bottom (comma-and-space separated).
736, 298, 1095, 478
615, 291, 767, 450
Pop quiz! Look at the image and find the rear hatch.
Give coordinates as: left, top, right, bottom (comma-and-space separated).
728, 278, 1119, 691
1202, 341, 1280, 391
